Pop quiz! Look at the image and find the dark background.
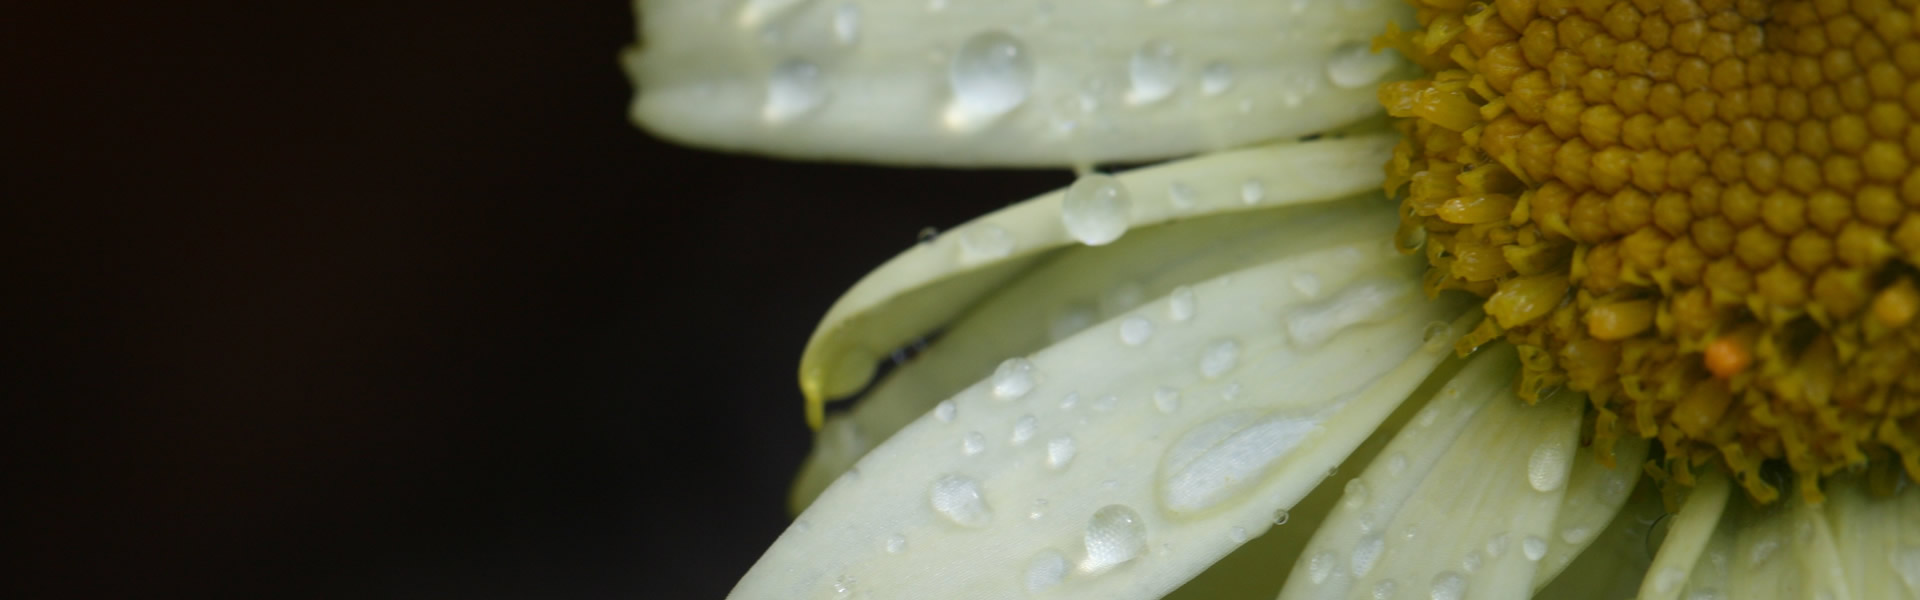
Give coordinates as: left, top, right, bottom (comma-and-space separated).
9, 2, 1068, 597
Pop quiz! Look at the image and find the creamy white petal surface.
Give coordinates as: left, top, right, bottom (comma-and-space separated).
795, 134, 1398, 424
730, 238, 1476, 599
625, 0, 1413, 166
1639, 471, 1730, 600
1825, 476, 1920, 599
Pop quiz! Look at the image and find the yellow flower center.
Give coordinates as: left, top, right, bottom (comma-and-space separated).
1380, 0, 1920, 503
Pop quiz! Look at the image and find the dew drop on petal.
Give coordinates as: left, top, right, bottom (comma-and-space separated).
991, 358, 1036, 400
1351, 532, 1385, 577
1029, 498, 1049, 520
1429, 571, 1466, 600
1198, 339, 1241, 378
1528, 439, 1571, 492
1486, 532, 1510, 558
1047, 436, 1077, 469
1011, 414, 1037, 445
1343, 478, 1370, 510
961, 431, 986, 456
958, 224, 1016, 263
1273, 509, 1290, 525
1372, 579, 1398, 600
1308, 550, 1336, 584
1522, 535, 1547, 561
1228, 526, 1249, 543
1327, 41, 1398, 88
764, 59, 828, 122
1026, 549, 1069, 592
1153, 386, 1181, 413
1063, 174, 1133, 246
946, 31, 1035, 126
1167, 182, 1198, 211
1158, 410, 1323, 512
929, 474, 993, 528
1460, 552, 1482, 573
1240, 179, 1265, 205
1119, 316, 1155, 346
1083, 505, 1147, 571
1200, 62, 1233, 96
1168, 286, 1197, 322
884, 534, 907, 554
934, 400, 957, 422
1127, 40, 1179, 105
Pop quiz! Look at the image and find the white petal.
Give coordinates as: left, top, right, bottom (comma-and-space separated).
1532, 471, 1664, 600
791, 197, 1399, 510
730, 240, 1475, 600
1278, 346, 1588, 600
796, 134, 1399, 425
1638, 470, 1731, 600
1825, 475, 1920, 599
1532, 435, 1650, 589
626, 0, 1414, 166
1717, 483, 1851, 600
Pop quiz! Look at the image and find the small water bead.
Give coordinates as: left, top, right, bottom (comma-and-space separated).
1372, 579, 1398, 600
764, 59, 828, 122
1062, 174, 1133, 246
1047, 436, 1077, 469
935, 400, 957, 422
1011, 415, 1037, 445
1025, 550, 1069, 592
1167, 286, 1197, 322
1029, 498, 1049, 520
1429, 571, 1467, 600
1528, 439, 1571, 492
832, 574, 856, 596
946, 31, 1035, 126
916, 226, 939, 244
1240, 179, 1266, 205
1083, 505, 1148, 571
1273, 509, 1290, 525
1460, 552, 1482, 573
1198, 339, 1241, 378
1059, 392, 1080, 410
1402, 524, 1419, 542
929, 474, 993, 528
961, 431, 986, 456
1327, 41, 1398, 88
991, 358, 1036, 400
958, 224, 1016, 263
1343, 479, 1370, 510
1415, 405, 1439, 427
1153, 387, 1181, 413
1351, 532, 1385, 577
1307, 550, 1337, 584
1522, 535, 1548, 561
1486, 533, 1510, 557
885, 534, 908, 554
831, 4, 861, 45
1119, 317, 1154, 346
1167, 182, 1198, 211
1228, 527, 1249, 543
1127, 41, 1180, 105
1200, 62, 1234, 96
1420, 321, 1452, 352
793, 519, 813, 533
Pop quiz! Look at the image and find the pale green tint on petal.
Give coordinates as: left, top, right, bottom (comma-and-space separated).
1638, 471, 1730, 600
1717, 484, 1851, 600
796, 134, 1399, 425
1532, 473, 1665, 600
1532, 435, 1649, 589
791, 197, 1398, 511
1278, 346, 1584, 600
1825, 475, 1920, 599
730, 241, 1475, 600
625, 0, 1414, 166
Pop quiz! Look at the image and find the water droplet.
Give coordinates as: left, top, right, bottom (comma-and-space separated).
1127, 40, 1180, 105
885, 534, 908, 554
1047, 436, 1077, 469
832, 574, 856, 596
1059, 392, 1080, 410
1240, 179, 1265, 204
1308, 550, 1336, 584
961, 431, 986, 456
831, 4, 861, 45
1529, 439, 1571, 492
1560, 526, 1592, 544
930, 474, 993, 528
916, 226, 940, 244
1421, 321, 1452, 352
1092, 395, 1118, 411
1343, 478, 1370, 510
1168, 182, 1198, 211
1351, 532, 1384, 577
1327, 41, 1398, 88
1291, 273, 1323, 298
1012, 414, 1037, 445
765, 59, 828, 122
1486, 533, 1511, 557
1200, 62, 1234, 96
935, 400, 957, 422
1198, 339, 1241, 378
1029, 498, 1049, 520
1084, 505, 1147, 570
1402, 524, 1420, 542
1153, 386, 1181, 413
1158, 410, 1324, 512
1386, 453, 1408, 475
1026, 550, 1069, 591
946, 31, 1035, 127
1286, 279, 1413, 348
1168, 286, 1197, 321
1372, 579, 1398, 600
958, 224, 1016, 263
1522, 535, 1547, 561
793, 519, 812, 533
1460, 552, 1482, 573
991, 358, 1036, 400
1228, 526, 1250, 543
1429, 571, 1467, 600
1062, 174, 1134, 246
1119, 317, 1155, 346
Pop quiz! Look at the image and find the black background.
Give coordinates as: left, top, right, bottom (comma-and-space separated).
10, 2, 1070, 597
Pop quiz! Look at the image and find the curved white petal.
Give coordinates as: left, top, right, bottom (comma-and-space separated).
791, 197, 1398, 510
626, 0, 1414, 166
1701, 480, 1851, 600
796, 134, 1400, 425
1532, 435, 1650, 589
1277, 346, 1586, 600
1532, 471, 1664, 600
730, 239, 1475, 599
1638, 471, 1731, 600
1824, 475, 1920, 599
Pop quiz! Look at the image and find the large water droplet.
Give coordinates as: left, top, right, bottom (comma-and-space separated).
958, 224, 1016, 263
946, 31, 1035, 127
1026, 550, 1069, 591
961, 431, 986, 456
1168, 286, 1197, 322
1286, 279, 1412, 348
1119, 316, 1155, 346
1011, 414, 1037, 445
1327, 41, 1398, 89
1528, 439, 1571, 492
930, 474, 992, 528
831, 4, 861, 45
991, 358, 1036, 400
1240, 179, 1265, 204
1200, 62, 1234, 96
1351, 532, 1384, 577
1063, 174, 1134, 246
1047, 436, 1077, 469
1083, 505, 1147, 570
1308, 550, 1337, 584
1159, 409, 1325, 512
1127, 41, 1180, 105
765, 59, 828, 122
1522, 535, 1547, 561
1153, 386, 1181, 413
1429, 571, 1467, 600
1198, 338, 1241, 378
